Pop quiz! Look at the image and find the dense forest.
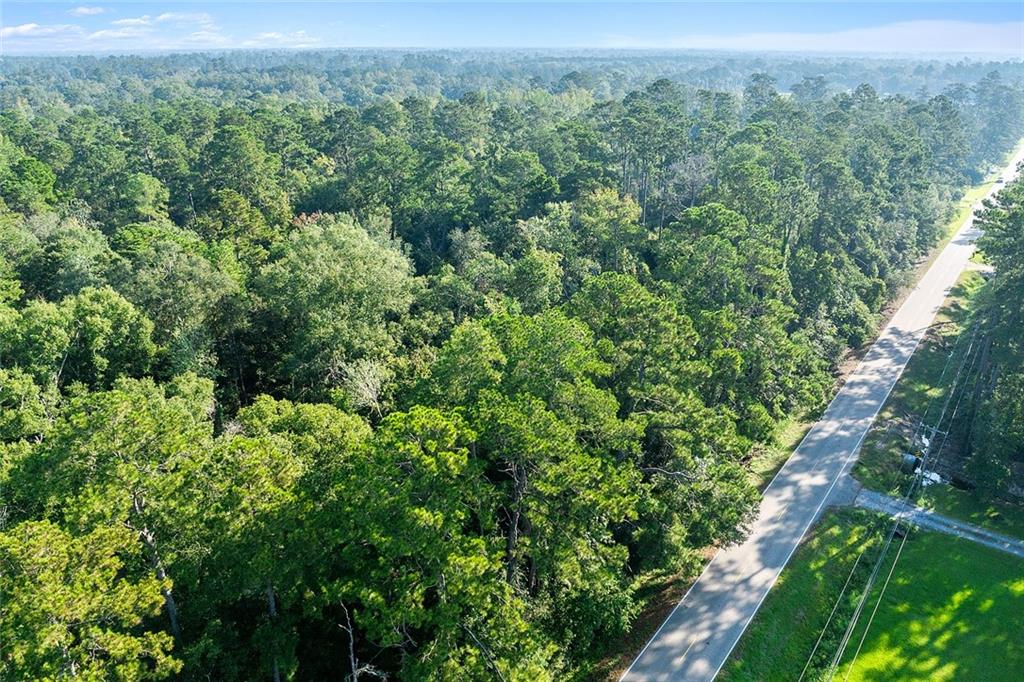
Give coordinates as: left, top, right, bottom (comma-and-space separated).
5, 49, 1024, 111
1, 51, 1023, 680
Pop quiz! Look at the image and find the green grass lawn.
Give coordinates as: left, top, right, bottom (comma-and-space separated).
834, 526, 1024, 682
720, 510, 885, 682
721, 510, 1024, 682
917, 485, 1024, 539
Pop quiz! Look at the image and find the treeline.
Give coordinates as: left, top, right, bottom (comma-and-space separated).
968, 175, 1024, 497
1, 57, 1022, 680
5, 50, 1024, 123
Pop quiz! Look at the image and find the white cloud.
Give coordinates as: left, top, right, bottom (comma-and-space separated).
604, 20, 1024, 55
112, 16, 152, 27
0, 10, 232, 52
110, 12, 215, 29
0, 23, 81, 38
155, 12, 216, 28
83, 10, 224, 48
88, 27, 151, 41
242, 30, 321, 49
68, 6, 107, 17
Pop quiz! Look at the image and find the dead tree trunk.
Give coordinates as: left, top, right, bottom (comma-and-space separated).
266, 582, 282, 682
504, 462, 527, 586
131, 495, 181, 639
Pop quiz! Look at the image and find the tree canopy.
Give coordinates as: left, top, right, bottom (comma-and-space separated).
1, 49, 1022, 679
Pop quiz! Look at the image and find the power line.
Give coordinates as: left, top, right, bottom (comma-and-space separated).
826, 322, 981, 681
797, 544, 867, 682
797, 313, 976, 681
842, 325, 985, 680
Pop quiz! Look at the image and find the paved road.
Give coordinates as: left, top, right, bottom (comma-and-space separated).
622, 146, 1024, 682
854, 488, 1024, 559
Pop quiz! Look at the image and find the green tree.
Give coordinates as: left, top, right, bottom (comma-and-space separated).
22, 219, 122, 300
420, 310, 645, 657
0, 521, 181, 680
4, 377, 218, 643
112, 222, 242, 377
251, 213, 416, 401
1, 287, 156, 390
119, 172, 171, 223
330, 407, 554, 681
574, 188, 646, 272
197, 124, 290, 224
0, 367, 57, 442
0, 156, 59, 215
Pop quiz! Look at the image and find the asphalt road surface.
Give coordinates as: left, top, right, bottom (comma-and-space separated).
621, 145, 1024, 682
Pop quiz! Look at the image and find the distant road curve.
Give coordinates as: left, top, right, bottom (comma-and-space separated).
621, 144, 1024, 682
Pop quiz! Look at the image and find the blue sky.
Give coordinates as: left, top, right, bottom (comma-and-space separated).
2, 2, 1022, 55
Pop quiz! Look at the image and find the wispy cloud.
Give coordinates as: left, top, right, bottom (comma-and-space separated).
155, 12, 217, 28
88, 27, 151, 41
68, 6, 107, 17
241, 30, 321, 49
3, 2, 1024, 56
112, 16, 153, 27
0, 23, 81, 39
110, 12, 216, 29
66, 9, 231, 50
604, 20, 1024, 54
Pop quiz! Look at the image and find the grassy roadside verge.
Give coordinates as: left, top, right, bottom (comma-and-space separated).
943, 138, 1023, 242
720, 509, 1024, 681
719, 509, 884, 681
851, 270, 983, 496
746, 418, 814, 490
850, 139, 1024, 538
851, 268, 1024, 538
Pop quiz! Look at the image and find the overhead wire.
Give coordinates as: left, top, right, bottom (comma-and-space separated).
796, 312, 976, 681
825, 320, 981, 680
796, 312, 974, 680
841, 322, 986, 681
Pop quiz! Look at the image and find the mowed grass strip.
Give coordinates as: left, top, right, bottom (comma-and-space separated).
835, 527, 1024, 682
852, 269, 1024, 538
746, 417, 815, 491
917, 484, 1024, 539
720, 509, 884, 682
721, 510, 1024, 681
853, 270, 984, 496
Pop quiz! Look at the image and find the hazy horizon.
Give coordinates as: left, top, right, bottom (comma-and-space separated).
2, 1, 1022, 57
